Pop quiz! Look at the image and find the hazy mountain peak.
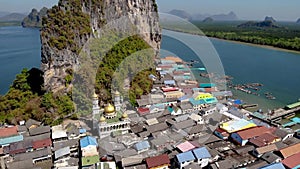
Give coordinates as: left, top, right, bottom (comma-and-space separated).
265, 16, 276, 22
168, 9, 192, 20
0, 13, 26, 22
297, 18, 300, 23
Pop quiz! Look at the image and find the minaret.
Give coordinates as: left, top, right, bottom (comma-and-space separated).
92, 92, 100, 116
114, 91, 121, 111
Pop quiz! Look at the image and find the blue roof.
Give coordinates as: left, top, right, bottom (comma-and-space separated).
234, 100, 242, 105
178, 95, 190, 101
80, 136, 98, 148
134, 141, 150, 151
199, 83, 216, 88
291, 117, 300, 123
203, 97, 218, 104
0, 135, 23, 146
164, 80, 175, 85
176, 151, 196, 163
192, 147, 211, 159
259, 163, 285, 169
189, 98, 206, 106
252, 112, 267, 119
79, 128, 87, 134
167, 106, 174, 113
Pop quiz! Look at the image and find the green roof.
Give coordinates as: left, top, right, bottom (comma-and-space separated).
105, 111, 123, 124
82, 155, 99, 166
286, 101, 300, 109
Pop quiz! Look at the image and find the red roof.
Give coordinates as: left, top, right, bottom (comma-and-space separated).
205, 88, 216, 92
236, 126, 270, 140
249, 133, 280, 147
32, 138, 52, 149
282, 152, 300, 168
162, 87, 179, 92
137, 107, 150, 115
146, 154, 170, 168
280, 142, 300, 159
0, 126, 18, 138
215, 128, 229, 136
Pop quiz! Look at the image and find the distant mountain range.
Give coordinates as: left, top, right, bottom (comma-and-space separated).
168, 9, 192, 20
0, 11, 10, 18
297, 18, 300, 23
167, 9, 239, 21
0, 12, 26, 22
238, 16, 279, 28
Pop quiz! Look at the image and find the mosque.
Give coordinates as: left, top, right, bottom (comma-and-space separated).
92, 91, 130, 138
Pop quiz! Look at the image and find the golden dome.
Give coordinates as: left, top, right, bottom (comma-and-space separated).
122, 112, 128, 119
93, 92, 98, 98
99, 116, 106, 122
104, 103, 115, 114
115, 91, 120, 96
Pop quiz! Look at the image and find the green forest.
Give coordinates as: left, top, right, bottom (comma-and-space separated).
163, 21, 300, 51
0, 68, 74, 125
93, 35, 156, 106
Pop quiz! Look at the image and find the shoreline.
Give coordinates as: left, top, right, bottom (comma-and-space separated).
210, 37, 300, 55
163, 28, 300, 55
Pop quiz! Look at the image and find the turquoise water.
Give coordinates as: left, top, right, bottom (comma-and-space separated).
161, 30, 300, 110
0, 26, 41, 94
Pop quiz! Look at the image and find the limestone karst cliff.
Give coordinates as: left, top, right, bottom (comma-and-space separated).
41, 0, 161, 93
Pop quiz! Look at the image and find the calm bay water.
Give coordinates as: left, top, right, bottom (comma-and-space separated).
161, 30, 300, 110
0, 26, 41, 94
1, 27, 300, 111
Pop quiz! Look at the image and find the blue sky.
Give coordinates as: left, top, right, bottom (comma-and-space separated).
0, 0, 299, 21
157, 0, 300, 21
0, 0, 58, 13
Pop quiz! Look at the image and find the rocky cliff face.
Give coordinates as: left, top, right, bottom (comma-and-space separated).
41, 0, 161, 93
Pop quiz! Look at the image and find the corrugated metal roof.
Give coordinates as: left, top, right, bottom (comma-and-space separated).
279, 142, 300, 158
176, 141, 196, 152
220, 119, 257, 133
282, 152, 300, 169
286, 101, 300, 109
145, 154, 170, 168
134, 141, 150, 151
192, 147, 211, 159
29, 126, 51, 136
237, 126, 270, 140
0, 134, 23, 146
0, 126, 18, 138
55, 147, 70, 159
176, 151, 195, 163
80, 136, 98, 148
260, 162, 285, 169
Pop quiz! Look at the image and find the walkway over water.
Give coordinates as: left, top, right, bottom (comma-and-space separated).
270, 106, 300, 121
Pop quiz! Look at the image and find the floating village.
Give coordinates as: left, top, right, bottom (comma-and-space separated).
0, 56, 300, 169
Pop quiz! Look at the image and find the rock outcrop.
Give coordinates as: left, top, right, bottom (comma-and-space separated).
41, 0, 161, 93
203, 17, 213, 22
22, 7, 48, 28
265, 16, 276, 22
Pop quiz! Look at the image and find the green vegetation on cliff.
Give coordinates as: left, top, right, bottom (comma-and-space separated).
94, 35, 155, 104
42, 0, 92, 52
0, 68, 74, 125
129, 69, 156, 106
